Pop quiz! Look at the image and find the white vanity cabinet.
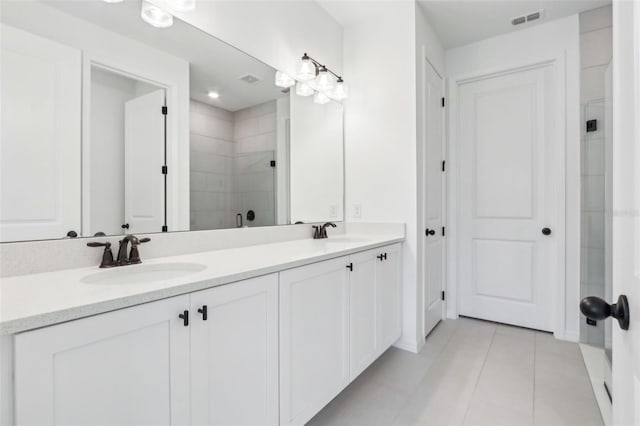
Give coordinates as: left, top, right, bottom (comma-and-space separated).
13, 274, 279, 426
14, 295, 191, 426
279, 257, 351, 426
190, 274, 279, 426
279, 243, 402, 426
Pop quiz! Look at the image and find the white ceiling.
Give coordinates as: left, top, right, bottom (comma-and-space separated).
14, 0, 287, 111
317, 0, 611, 49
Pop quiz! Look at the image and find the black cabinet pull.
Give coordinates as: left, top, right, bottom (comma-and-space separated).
198, 305, 208, 321
346, 263, 353, 271
178, 310, 189, 326
121, 223, 130, 229
383, 253, 387, 260
377, 254, 384, 261
425, 228, 435, 236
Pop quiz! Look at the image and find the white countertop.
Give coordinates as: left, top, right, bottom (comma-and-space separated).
0, 233, 403, 335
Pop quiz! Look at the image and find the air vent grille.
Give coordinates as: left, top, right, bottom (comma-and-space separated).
512, 9, 544, 26
239, 74, 261, 84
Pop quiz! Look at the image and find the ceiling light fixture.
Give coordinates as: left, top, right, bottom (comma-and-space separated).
208, 91, 220, 99
141, 0, 174, 28
166, 0, 196, 12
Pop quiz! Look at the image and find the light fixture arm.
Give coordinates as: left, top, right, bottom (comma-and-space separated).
302, 53, 343, 82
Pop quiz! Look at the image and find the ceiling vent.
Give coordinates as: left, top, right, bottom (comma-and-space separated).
512, 9, 544, 26
238, 74, 261, 84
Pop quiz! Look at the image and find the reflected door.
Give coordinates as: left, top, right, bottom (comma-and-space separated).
458, 64, 558, 331
0, 24, 81, 242
124, 89, 166, 234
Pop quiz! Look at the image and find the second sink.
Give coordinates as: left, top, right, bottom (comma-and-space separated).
81, 262, 207, 285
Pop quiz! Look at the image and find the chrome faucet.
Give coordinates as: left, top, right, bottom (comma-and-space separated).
313, 222, 337, 239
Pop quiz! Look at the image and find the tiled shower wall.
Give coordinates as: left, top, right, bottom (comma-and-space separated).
579, 5, 612, 346
189, 100, 277, 230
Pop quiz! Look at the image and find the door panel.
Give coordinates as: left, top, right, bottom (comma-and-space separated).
423, 60, 445, 336
14, 295, 190, 426
458, 65, 556, 331
125, 89, 165, 234
190, 274, 279, 426
611, 1, 640, 424
0, 24, 81, 242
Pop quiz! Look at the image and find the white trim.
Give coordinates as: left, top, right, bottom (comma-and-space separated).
446, 51, 570, 337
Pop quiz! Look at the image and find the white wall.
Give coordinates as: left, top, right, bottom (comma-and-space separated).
445, 16, 581, 341
153, 0, 343, 77
342, 1, 421, 351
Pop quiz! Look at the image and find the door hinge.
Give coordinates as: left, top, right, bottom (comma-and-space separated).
442, 160, 446, 172
162, 225, 168, 232
161, 165, 168, 175
270, 160, 276, 168
441, 97, 445, 108
442, 226, 446, 237
162, 106, 168, 115
441, 291, 445, 301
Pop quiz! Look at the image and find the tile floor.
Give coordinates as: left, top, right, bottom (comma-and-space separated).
307, 317, 603, 426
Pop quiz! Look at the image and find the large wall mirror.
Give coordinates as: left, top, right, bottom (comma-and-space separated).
0, 0, 344, 243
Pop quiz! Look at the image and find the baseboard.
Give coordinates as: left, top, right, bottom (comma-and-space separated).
392, 337, 423, 354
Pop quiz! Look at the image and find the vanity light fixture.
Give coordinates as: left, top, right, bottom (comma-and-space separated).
140, 0, 174, 28
297, 54, 317, 82
275, 71, 296, 88
288, 53, 348, 101
296, 82, 315, 97
208, 91, 220, 99
166, 0, 196, 12
313, 91, 331, 105
329, 77, 349, 101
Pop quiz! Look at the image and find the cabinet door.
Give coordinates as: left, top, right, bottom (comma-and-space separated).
14, 296, 190, 426
190, 274, 279, 426
376, 243, 402, 354
349, 249, 378, 380
279, 257, 350, 426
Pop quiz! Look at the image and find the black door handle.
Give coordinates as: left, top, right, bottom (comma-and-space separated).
425, 228, 435, 236
542, 227, 552, 236
178, 310, 189, 327
580, 295, 629, 330
198, 305, 208, 321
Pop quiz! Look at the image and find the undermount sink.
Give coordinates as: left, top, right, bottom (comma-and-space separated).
81, 262, 207, 285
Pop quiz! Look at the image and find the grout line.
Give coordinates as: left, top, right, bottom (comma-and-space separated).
460, 325, 497, 425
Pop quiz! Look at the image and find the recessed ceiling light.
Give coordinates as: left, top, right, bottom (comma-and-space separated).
208, 91, 220, 99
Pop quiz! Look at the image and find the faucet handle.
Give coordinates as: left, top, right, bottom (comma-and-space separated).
129, 237, 150, 264
312, 226, 321, 239
133, 237, 151, 245
87, 241, 115, 268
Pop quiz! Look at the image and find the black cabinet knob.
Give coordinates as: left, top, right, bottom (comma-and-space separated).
67, 230, 78, 238
122, 223, 130, 229
425, 228, 436, 236
542, 228, 552, 236
580, 295, 630, 330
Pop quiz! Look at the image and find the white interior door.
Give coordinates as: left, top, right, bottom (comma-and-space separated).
423, 59, 445, 337
610, 1, 640, 424
0, 24, 81, 242
458, 64, 558, 332
124, 89, 165, 234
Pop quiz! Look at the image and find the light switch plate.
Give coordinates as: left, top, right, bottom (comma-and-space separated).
352, 204, 362, 219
